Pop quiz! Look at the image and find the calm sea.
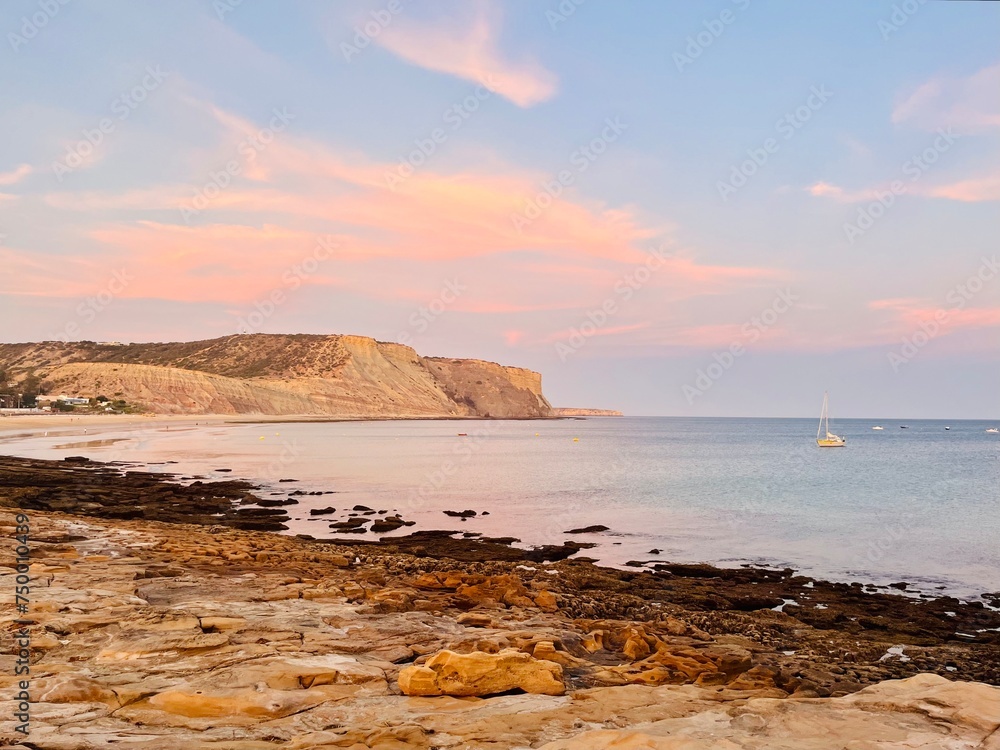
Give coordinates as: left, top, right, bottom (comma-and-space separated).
4, 416, 999, 599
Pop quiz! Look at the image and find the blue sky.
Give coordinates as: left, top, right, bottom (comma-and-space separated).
1, 0, 998, 417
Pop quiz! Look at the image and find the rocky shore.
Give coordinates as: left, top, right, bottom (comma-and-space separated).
1, 454, 999, 748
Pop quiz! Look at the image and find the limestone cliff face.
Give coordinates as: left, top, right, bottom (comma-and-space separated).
423, 358, 551, 419
0, 334, 554, 418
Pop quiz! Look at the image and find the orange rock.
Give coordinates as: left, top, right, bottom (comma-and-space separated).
623, 637, 651, 661
398, 649, 565, 697
534, 590, 559, 611
457, 612, 493, 628
582, 631, 605, 653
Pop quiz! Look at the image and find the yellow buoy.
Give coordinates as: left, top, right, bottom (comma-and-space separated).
535, 432, 539, 436
573, 437, 579, 442
259, 436, 265, 440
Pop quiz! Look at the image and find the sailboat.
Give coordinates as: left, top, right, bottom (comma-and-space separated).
816, 392, 846, 447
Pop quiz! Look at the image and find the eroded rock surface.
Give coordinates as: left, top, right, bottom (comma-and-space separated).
0, 508, 998, 749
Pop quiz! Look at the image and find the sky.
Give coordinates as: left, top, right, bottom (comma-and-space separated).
1, 0, 998, 418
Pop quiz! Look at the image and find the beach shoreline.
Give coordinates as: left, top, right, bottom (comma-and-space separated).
2, 453, 997, 683
0, 412, 594, 437
1, 453, 998, 747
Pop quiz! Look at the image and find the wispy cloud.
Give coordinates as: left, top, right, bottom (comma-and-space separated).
807, 174, 1000, 205
27, 100, 785, 340
38, 101, 717, 266
374, 3, 557, 107
544, 321, 651, 344
805, 180, 877, 203
503, 329, 524, 346
0, 164, 32, 186
869, 297, 1000, 336
892, 62, 1000, 133
923, 175, 1000, 203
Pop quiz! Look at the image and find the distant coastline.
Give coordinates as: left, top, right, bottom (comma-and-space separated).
550, 408, 624, 417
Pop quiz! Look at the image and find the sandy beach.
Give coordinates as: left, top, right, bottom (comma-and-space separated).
0, 413, 544, 440
0, 413, 310, 431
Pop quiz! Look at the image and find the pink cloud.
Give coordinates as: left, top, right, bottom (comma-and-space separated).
868, 297, 922, 311
29, 100, 786, 328
0, 246, 125, 298
80, 222, 343, 303
659, 255, 781, 285
923, 175, 1000, 203
503, 329, 524, 346
806, 181, 845, 199
544, 321, 651, 344
892, 63, 1000, 133
35, 103, 690, 268
808, 173, 1000, 205
373, 4, 557, 107
869, 297, 1000, 339
805, 180, 900, 204
804, 181, 877, 203
0, 164, 32, 186
452, 300, 575, 314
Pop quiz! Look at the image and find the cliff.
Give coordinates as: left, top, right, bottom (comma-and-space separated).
0, 334, 553, 418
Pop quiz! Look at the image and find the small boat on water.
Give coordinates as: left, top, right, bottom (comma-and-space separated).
872, 426, 884, 430
900, 425, 908, 429
816, 392, 846, 447
945, 426, 951, 431
988, 428, 999, 434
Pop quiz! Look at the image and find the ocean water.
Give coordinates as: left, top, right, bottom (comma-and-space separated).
3, 416, 999, 599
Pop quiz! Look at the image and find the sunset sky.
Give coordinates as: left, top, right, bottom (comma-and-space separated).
1, 0, 998, 417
